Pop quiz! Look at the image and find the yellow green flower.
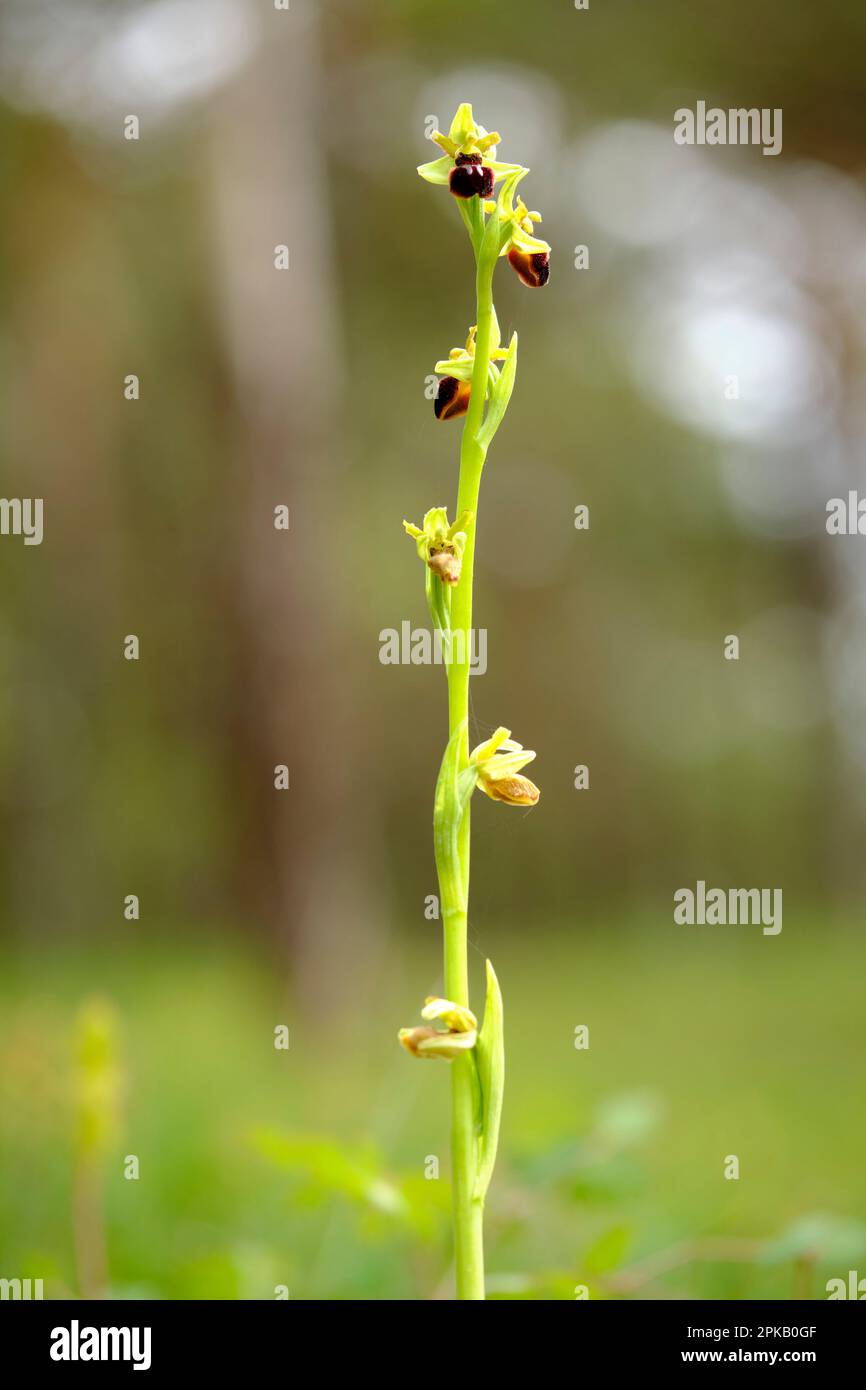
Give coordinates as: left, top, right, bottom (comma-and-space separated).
399, 995, 478, 1060
470, 727, 540, 806
403, 506, 472, 587
418, 102, 524, 195
431, 316, 514, 421
484, 172, 551, 288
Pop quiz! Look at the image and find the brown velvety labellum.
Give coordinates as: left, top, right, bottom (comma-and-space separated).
434, 376, 471, 420
449, 162, 494, 199
508, 247, 551, 288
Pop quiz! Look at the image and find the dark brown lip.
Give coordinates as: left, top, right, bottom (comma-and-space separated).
449, 162, 494, 199
507, 247, 551, 287
434, 376, 471, 420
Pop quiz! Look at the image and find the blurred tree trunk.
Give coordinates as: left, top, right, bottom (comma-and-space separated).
208, 4, 383, 1008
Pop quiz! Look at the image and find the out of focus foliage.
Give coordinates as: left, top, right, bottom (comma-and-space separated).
2, 928, 864, 1299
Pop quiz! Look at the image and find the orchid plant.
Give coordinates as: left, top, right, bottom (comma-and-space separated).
399, 103, 550, 1300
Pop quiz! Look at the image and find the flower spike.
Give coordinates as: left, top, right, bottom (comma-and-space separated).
408, 97, 553, 1298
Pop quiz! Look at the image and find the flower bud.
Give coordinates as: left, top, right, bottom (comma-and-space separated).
434, 375, 471, 421
449, 153, 494, 200
507, 247, 551, 288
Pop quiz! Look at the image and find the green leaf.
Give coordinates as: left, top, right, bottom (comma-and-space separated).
474, 958, 504, 1202
250, 1129, 410, 1220
477, 332, 517, 451
433, 722, 468, 913
583, 1224, 632, 1275
594, 1090, 661, 1149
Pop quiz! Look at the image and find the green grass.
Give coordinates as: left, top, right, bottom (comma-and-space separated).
1, 919, 863, 1299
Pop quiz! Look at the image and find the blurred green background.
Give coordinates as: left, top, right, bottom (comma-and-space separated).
1, 0, 865, 1299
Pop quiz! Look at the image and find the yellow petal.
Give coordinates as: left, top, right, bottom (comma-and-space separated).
486, 748, 536, 777
470, 727, 512, 764
509, 220, 551, 254
421, 997, 477, 1033
431, 131, 458, 157
476, 130, 501, 154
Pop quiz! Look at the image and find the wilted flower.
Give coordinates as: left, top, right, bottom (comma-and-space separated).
399, 996, 478, 1060
418, 102, 523, 197
470, 727, 540, 806
403, 506, 472, 586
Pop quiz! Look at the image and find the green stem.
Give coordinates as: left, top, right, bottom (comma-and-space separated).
439, 209, 497, 1301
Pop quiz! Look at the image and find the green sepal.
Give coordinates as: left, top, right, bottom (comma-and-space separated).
417, 154, 452, 185
473, 959, 505, 1202
433, 357, 474, 383
488, 161, 527, 181
477, 332, 518, 451
433, 356, 499, 395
